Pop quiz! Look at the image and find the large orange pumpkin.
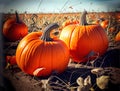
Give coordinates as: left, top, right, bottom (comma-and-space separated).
3, 11, 28, 41
16, 23, 69, 77
60, 10, 108, 63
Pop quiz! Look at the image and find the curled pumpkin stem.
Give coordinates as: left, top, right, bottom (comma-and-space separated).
80, 10, 88, 25
41, 23, 59, 41
15, 11, 21, 23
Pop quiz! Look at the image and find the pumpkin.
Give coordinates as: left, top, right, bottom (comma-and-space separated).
16, 23, 69, 77
3, 11, 28, 41
5, 55, 17, 69
62, 20, 71, 28
72, 19, 79, 24
100, 19, 109, 29
109, 27, 115, 33
60, 10, 108, 63
115, 31, 120, 41
6, 55, 16, 65
93, 18, 109, 29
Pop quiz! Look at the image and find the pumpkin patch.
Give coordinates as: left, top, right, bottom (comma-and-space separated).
2, 2, 120, 90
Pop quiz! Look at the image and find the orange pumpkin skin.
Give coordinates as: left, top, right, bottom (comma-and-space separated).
3, 12, 28, 41
60, 19, 108, 63
16, 24, 69, 77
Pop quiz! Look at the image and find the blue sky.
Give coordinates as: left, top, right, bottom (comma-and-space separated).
0, 0, 120, 13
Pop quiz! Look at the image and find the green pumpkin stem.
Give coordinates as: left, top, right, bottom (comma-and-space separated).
80, 10, 88, 25
41, 23, 59, 41
15, 11, 20, 23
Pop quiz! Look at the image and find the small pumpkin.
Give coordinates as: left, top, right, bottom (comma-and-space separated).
60, 10, 108, 63
5, 55, 17, 69
62, 19, 79, 28
109, 27, 116, 33
115, 31, 120, 41
62, 20, 71, 28
6, 55, 16, 65
93, 18, 109, 29
92, 19, 100, 25
72, 19, 79, 24
100, 19, 109, 29
16, 23, 69, 77
3, 11, 28, 41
